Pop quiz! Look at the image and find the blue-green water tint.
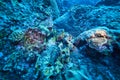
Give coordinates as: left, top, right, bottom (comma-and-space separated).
0, 0, 120, 80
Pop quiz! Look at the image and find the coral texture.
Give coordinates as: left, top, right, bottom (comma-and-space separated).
24, 28, 47, 52
9, 29, 25, 42
0, 0, 120, 80
73, 27, 119, 55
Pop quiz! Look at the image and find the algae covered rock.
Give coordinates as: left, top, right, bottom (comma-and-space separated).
73, 27, 119, 55
8, 29, 25, 42
0, 0, 120, 79
23, 27, 47, 52
55, 5, 120, 37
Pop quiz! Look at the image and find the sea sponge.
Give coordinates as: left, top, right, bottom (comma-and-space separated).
9, 29, 25, 42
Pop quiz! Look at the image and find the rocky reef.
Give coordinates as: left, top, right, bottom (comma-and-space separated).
73, 27, 120, 54
0, 0, 120, 80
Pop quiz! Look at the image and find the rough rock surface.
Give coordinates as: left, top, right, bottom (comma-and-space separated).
0, 0, 120, 80
73, 27, 120, 54
54, 5, 120, 36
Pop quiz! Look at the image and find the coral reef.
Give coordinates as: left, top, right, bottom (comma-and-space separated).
96, 0, 120, 6
50, 0, 60, 19
9, 29, 25, 42
55, 5, 120, 36
73, 27, 120, 55
57, 0, 101, 14
23, 27, 47, 52
0, 0, 120, 80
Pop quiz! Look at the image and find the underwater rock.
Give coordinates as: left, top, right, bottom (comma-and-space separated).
0, 28, 11, 39
73, 27, 119, 55
0, 0, 120, 79
2, 50, 37, 80
0, 39, 5, 50
40, 16, 53, 31
50, 0, 60, 19
64, 70, 90, 80
96, 0, 120, 6
8, 29, 25, 42
108, 22, 120, 30
0, 0, 55, 31
3, 50, 24, 72
57, 0, 101, 14
0, 52, 3, 58
24, 27, 47, 52
34, 47, 59, 79
54, 5, 120, 36
54, 5, 96, 36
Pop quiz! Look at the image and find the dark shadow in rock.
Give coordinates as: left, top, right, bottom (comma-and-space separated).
96, 0, 120, 6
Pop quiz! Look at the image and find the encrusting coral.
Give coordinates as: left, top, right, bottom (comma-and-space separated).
3, 20, 120, 79
24, 27, 47, 52
73, 27, 117, 55
8, 29, 25, 42
0, 1, 120, 79
87, 29, 113, 53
